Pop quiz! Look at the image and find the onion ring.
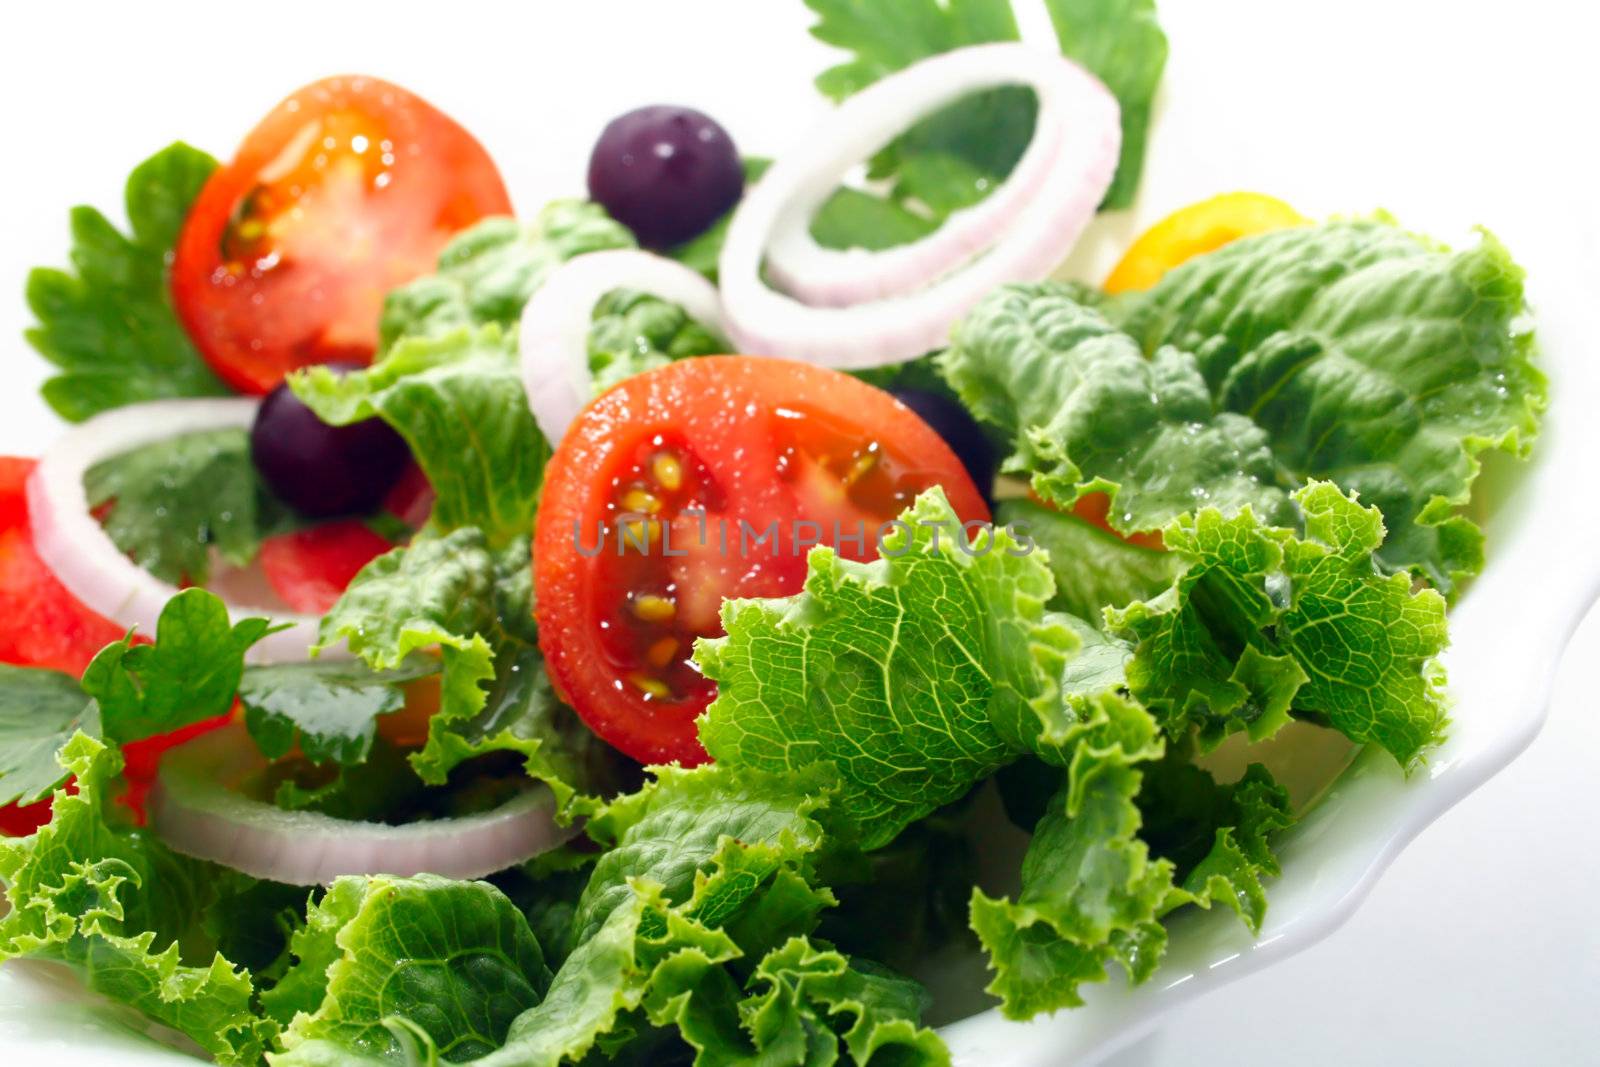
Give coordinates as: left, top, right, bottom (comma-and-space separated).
151, 724, 576, 885
25, 398, 335, 665
719, 42, 1121, 367
519, 249, 725, 445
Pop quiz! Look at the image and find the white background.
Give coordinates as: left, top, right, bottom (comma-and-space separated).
1, 1, 1596, 1064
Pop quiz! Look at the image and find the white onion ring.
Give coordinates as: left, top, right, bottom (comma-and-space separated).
519, 249, 726, 444
25, 398, 335, 665
719, 42, 1121, 367
151, 724, 576, 885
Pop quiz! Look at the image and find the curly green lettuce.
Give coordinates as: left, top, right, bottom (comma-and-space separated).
0, 735, 275, 1065
970, 693, 1292, 1017
1117, 219, 1543, 592
378, 202, 635, 350
697, 489, 1076, 848
317, 528, 612, 813
1107, 482, 1450, 766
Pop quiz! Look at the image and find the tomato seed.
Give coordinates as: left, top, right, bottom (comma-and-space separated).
646, 637, 679, 668
627, 673, 672, 700
631, 594, 676, 623
651, 453, 683, 491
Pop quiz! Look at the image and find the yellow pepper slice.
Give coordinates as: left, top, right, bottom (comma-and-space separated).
1103, 192, 1307, 294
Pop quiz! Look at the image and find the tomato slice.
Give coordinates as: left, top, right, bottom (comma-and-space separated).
172, 75, 513, 393
259, 520, 394, 614
0, 458, 128, 677
534, 357, 990, 767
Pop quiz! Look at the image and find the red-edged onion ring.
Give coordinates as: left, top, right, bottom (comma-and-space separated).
520, 249, 725, 444
25, 398, 335, 665
151, 724, 575, 885
719, 43, 1121, 367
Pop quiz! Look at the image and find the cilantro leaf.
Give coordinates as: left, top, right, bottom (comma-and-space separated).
807, 0, 1168, 214
291, 327, 543, 544
378, 202, 635, 351
0, 735, 276, 1064
1108, 483, 1451, 767
697, 488, 1076, 848
1117, 219, 1544, 593
237, 657, 438, 766
24, 143, 230, 421
0, 665, 100, 806
82, 588, 275, 747
85, 428, 288, 586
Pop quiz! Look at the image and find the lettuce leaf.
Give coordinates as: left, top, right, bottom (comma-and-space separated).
0, 734, 275, 1065
1116, 220, 1544, 593
378, 203, 634, 351
969, 693, 1293, 1018
24, 143, 230, 421
273, 874, 551, 1062
1107, 482, 1450, 766
586, 288, 726, 395
319, 529, 612, 813
0, 664, 99, 806
942, 284, 1293, 533
83, 587, 275, 747
292, 327, 543, 544
85, 428, 291, 585
806, 0, 1167, 213
697, 489, 1075, 848
1000, 497, 1180, 620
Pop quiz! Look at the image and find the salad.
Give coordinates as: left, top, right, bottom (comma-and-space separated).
0, 1, 1545, 1065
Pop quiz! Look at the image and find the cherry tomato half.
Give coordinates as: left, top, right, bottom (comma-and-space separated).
534, 357, 991, 767
172, 75, 513, 393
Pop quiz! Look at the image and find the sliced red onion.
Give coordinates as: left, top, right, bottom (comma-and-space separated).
151, 724, 575, 885
25, 398, 334, 665
719, 42, 1121, 367
519, 249, 725, 445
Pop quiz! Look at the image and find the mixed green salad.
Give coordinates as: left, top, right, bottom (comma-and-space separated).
0, 2, 1543, 1065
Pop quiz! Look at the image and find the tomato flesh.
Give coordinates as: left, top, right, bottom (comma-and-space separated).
0, 458, 128, 677
172, 75, 513, 393
259, 520, 393, 614
535, 357, 990, 767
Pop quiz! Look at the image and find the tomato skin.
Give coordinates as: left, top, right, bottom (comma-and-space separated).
0, 790, 62, 837
0, 458, 129, 677
535, 357, 990, 767
259, 520, 393, 614
172, 75, 513, 393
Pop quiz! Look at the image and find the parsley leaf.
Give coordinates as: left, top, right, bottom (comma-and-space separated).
85, 428, 289, 586
237, 657, 439, 766
0, 665, 100, 806
82, 588, 276, 747
24, 143, 229, 421
806, 0, 1168, 214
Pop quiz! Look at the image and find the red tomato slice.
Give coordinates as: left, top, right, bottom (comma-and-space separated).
172, 75, 513, 393
534, 357, 990, 767
259, 520, 393, 614
0, 458, 128, 677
